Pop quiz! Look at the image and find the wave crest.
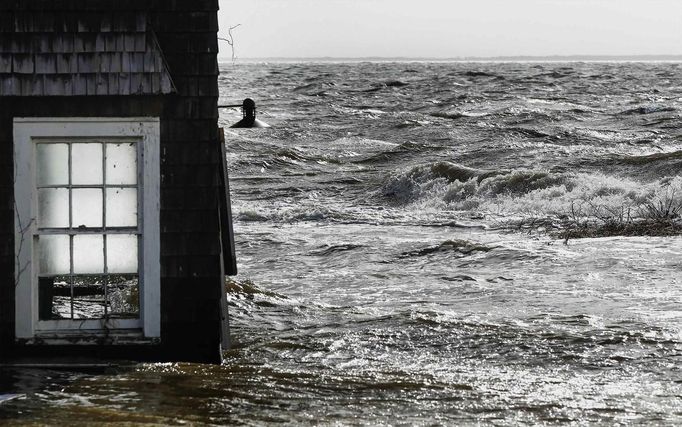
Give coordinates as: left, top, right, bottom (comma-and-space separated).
381, 162, 682, 226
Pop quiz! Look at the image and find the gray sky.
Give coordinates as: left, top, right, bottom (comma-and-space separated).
217, 0, 682, 59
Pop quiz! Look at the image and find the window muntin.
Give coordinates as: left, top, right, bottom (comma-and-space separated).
36, 141, 140, 321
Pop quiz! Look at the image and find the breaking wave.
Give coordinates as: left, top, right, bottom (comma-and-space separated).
381, 161, 682, 223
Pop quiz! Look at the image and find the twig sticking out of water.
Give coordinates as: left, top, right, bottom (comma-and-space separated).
558, 193, 682, 243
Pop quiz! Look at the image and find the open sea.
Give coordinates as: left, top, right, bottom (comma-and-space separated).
1, 61, 682, 425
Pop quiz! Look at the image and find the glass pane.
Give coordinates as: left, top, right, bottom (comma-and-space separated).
106, 143, 137, 185
72, 275, 105, 319
37, 188, 69, 228
52, 296, 72, 319
108, 274, 139, 317
37, 234, 70, 275
72, 143, 103, 185
107, 234, 138, 273
38, 276, 71, 320
36, 143, 69, 186
106, 188, 137, 227
72, 188, 103, 228
73, 235, 104, 274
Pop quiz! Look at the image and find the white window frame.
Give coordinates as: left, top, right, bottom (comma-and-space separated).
14, 117, 160, 341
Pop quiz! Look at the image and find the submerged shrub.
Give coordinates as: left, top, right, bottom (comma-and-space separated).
639, 186, 682, 221
557, 181, 682, 240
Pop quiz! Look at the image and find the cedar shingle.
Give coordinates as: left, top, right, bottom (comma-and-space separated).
107, 73, 119, 93
12, 53, 34, 73
160, 72, 172, 93
9, 35, 31, 54
140, 73, 152, 93
95, 33, 106, 51
134, 33, 146, 52
1, 75, 17, 94
104, 33, 117, 51
56, 53, 76, 73
124, 33, 135, 52
44, 74, 71, 95
143, 51, 156, 72
73, 72, 87, 95
109, 52, 121, 72
0, 54, 11, 73
95, 72, 108, 95
35, 54, 56, 73
131, 52, 144, 72
81, 33, 96, 52
35, 34, 50, 53
85, 72, 96, 94
151, 72, 160, 93
77, 52, 97, 73
98, 51, 110, 72
118, 72, 130, 94
130, 72, 142, 94
121, 51, 131, 72
57, 33, 74, 53
72, 32, 84, 52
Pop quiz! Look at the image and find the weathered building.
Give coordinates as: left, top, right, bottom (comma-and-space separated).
0, 0, 236, 364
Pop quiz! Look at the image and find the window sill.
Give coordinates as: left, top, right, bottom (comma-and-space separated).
17, 330, 161, 346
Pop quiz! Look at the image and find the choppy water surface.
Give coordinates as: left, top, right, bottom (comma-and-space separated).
2, 62, 682, 425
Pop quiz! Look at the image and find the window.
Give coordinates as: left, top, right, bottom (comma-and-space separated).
14, 118, 160, 342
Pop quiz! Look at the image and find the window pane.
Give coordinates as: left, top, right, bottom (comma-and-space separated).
72, 188, 103, 228
106, 188, 137, 227
73, 235, 104, 274
37, 235, 70, 275
36, 143, 69, 186
106, 143, 137, 185
39, 276, 71, 320
72, 275, 105, 319
108, 275, 139, 317
71, 143, 103, 185
107, 234, 138, 273
37, 188, 69, 228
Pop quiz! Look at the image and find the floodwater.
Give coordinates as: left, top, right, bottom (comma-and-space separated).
1, 62, 682, 425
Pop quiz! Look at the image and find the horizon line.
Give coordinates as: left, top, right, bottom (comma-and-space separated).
218, 54, 682, 62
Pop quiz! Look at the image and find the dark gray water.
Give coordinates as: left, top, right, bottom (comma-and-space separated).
1, 62, 681, 425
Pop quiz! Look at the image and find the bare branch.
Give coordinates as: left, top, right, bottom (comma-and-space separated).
13, 151, 33, 289
218, 24, 242, 64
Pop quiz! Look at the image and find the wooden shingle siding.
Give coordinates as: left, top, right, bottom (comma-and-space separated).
0, 10, 174, 96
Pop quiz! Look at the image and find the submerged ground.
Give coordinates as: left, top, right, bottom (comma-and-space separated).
1, 61, 681, 425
